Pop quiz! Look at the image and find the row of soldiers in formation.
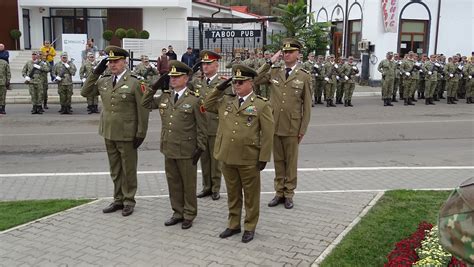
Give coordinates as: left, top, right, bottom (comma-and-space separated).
18, 51, 104, 115
378, 51, 474, 106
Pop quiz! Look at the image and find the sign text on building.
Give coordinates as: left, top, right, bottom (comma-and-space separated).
205, 30, 261, 38
382, 0, 398, 32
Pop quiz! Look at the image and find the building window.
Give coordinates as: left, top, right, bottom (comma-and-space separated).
331, 21, 343, 58
399, 20, 427, 56
347, 20, 361, 59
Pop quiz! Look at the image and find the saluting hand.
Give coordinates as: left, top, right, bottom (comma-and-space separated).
216, 77, 232, 91
270, 50, 282, 64
192, 59, 202, 73
93, 58, 108, 75
151, 72, 169, 92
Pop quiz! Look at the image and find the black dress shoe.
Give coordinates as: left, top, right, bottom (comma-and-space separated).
122, 205, 134, 216
284, 198, 294, 209
181, 219, 193, 229
219, 228, 241, 238
197, 190, 212, 198
164, 217, 184, 226
241, 231, 255, 243
211, 192, 220, 200
102, 203, 124, 213
268, 196, 285, 207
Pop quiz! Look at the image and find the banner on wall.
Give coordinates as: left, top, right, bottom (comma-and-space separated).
382, 0, 398, 32
61, 34, 87, 82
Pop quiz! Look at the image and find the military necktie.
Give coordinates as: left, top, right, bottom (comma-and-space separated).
112, 76, 117, 87
238, 97, 244, 107
174, 93, 179, 104
285, 68, 292, 80
206, 78, 211, 85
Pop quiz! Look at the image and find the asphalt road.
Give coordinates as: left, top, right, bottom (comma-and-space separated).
1, 96, 473, 174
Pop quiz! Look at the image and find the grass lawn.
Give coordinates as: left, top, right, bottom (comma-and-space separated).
320, 190, 451, 267
0, 199, 92, 231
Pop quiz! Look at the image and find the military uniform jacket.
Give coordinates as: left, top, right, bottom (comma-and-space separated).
79, 61, 95, 80
340, 63, 359, 83
204, 90, 274, 165
400, 60, 415, 80
395, 61, 402, 79
242, 58, 257, 69
53, 61, 77, 85
378, 59, 395, 80
445, 63, 461, 81
22, 60, 49, 84
314, 62, 325, 80
132, 63, 158, 83
422, 61, 438, 81
322, 62, 337, 83
255, 63, 312, 137
463, 63, 473, 79
81, 70, 150, 141
0, 59, 11, 86
39, 60, 50, 84
191, 75, 232, 136
142, 88, 207, 159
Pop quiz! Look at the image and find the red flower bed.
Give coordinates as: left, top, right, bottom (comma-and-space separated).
384, 221, 433, 267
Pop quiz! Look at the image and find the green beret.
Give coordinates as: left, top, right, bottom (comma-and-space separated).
105, 45, 129, 61
232, 64, 257, 81
168, 60, 193, 76
200, 50, 221, 63
282, 38, 302, 51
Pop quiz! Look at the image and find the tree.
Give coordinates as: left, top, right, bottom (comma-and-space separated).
115, 28, 127, 45
10, 29, 22, 50
126, 29, 138, 38
102, 30, 114, 45
267, 0, 330, 58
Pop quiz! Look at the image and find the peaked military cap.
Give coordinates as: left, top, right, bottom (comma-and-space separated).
282, 38, 302, 51
200, 50, 221, 63
232, 64, 257, 81
105, 45, 129, 61
61, 52, 68, 57
168, 60, 193, 76
235, 53, 241, 58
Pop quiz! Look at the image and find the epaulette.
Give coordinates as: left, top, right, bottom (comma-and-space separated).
299, 68, 310, 74
162, 89, 172, 94
225, 93, 237, 97
100, 74, 112, 78
187, 90, 199, 97
130, 74, 139, 79
271, 65, 281, 69
257, 95, 268, 101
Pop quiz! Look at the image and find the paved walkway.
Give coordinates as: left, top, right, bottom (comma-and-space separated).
0, 168, 470, 266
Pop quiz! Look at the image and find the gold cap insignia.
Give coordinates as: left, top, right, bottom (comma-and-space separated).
171, 66, 177, 73
236, 69, 242, 76
284, 43, 291, 48
203, 53, 209, 60
109, 50, 115, 57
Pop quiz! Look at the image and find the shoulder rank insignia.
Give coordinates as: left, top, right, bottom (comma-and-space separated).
300, 68, 310, 74
130, 74, 139, 79
257, 95, 268, 101
140, 83, 146, 93
162, 89, 172, 94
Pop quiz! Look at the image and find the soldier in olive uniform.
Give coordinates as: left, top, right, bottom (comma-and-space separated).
313, 55, 326, 104
334, 57, 345, 104
323, 55, 337, 107
242, 51, 257, 69
142, 60, 206, 229
204, 64, 274, 243
400, 52, 416, 105
393, 53, 401, 102
301, 52, 316, 107
445, 55, 462, 104
0, 58, 10, 114
133, 55, 158, 85
53, 52, 77, 114
81, 46, 150, 216
22, 51, 49, 114
226, 53, 242, 69
422, 54, 439, 105
437, 55, 447, 100
255, 38, 312, 209
340, 56, 359, 107
80, 52, 99, 114
192, 50, 231, 200
256, 51, 272, 99
463, 59, 474, 104
378, 52, 396, 106
39, 53, 51, 110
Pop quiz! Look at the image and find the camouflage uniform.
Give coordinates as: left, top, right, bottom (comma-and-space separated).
313, 57, 326, 104
445, 61, 462, 104
378, 55, 396, 106
80, 60, 99, 113
133, 62, 158, 85
301, 58, 316, 105
323, 59, 337, 107
53, 58, 77, 114
39, 58, 51, 109
22, 55, 49, 114
438, 177, 474, 264
340, 62, 359, 106
463, 62, 474, 103
0, 59, 10, 114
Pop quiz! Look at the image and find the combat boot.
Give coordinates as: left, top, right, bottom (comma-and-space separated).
391, 95, 398, 102
0, 105, 5, 114
404, 98, 408, 106
466, 97, 471, 104
94, 105, 100, 113
326, 100, 330, 107
425, 98, 429, 105
344, 100, 348, 107
429, 98, 435, 105
329, 99, 336, 107
439, 93, 445, 99
386, 99, 393, 106
417, 92, 421, 99
452, 97, 457, 104
58, 105, 64, 113
37, 105, 44, 114
420, 92, 425, 99
411, 96, 417, 102
43, 100, 48, 109
67, 106, 73, 114
433, 94, 439, 101
384, 99, 388, 106
317, 97, 323, 104
348, 100, 353, 107
31, 105, 38, 114
88, 105, 94, 114
60, 105, 68, 114
408, 98, 415, 105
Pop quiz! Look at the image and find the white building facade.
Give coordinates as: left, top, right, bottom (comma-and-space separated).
310, 0, 474, 82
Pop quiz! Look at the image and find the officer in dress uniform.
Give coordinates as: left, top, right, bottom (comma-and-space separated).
142, 60, 207, 229
192, 50, 231, 200
204, 64, 274, 243
81, 46, 150, 216
254, 38, 312, 209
